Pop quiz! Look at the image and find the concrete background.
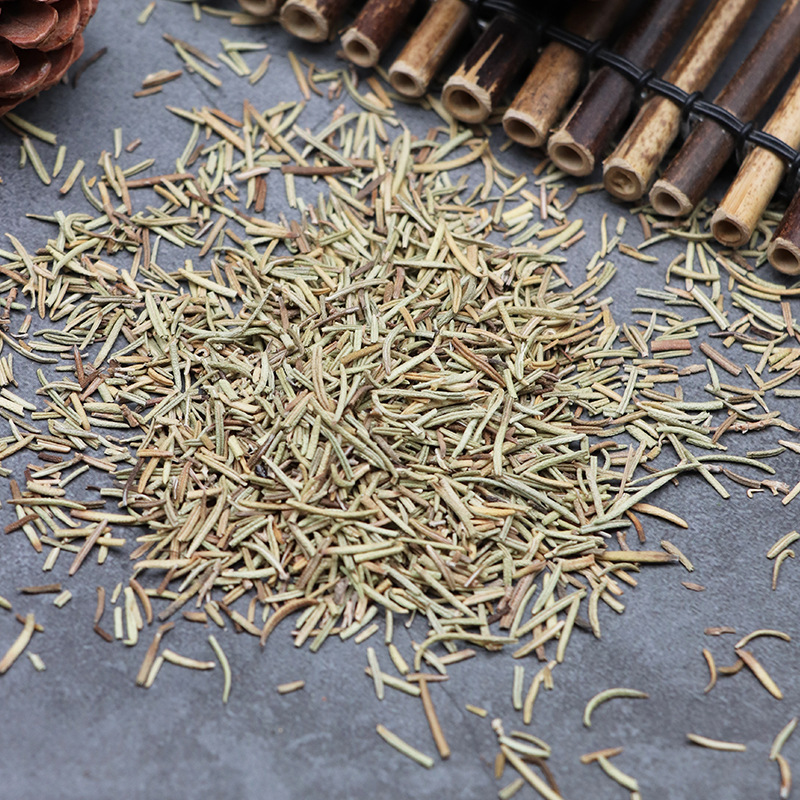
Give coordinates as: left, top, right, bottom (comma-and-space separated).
0, 1, 798, 797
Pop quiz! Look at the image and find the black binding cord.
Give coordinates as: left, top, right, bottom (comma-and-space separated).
460, 0, 800, 181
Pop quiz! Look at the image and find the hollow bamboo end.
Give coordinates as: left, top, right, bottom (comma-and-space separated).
711, 208, 750, 249
603, 157, 646, 202
442, 77, 492, 125
768, 237, 800, 276
238, 0, 280, 16
280, 1, 329, 42
649, 179, 693, 218
547, 130, 595, 177
388, 61, 426, 98
341, 28, 380, 68
502, 110, 545, 149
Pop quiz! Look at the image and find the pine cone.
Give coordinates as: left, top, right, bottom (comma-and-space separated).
0, 0, 99, 116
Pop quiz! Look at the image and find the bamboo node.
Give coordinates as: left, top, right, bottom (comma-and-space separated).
767, 239, 800, 276
548, 131, 595, 176
604, 158, 646, 202
649, 179, 693, 217
280, 2, 329, 42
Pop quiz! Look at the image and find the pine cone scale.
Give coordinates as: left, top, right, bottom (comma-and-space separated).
0, 48, 49, 98
0, 39, 19, 77
0, 0, 97, 114
39, 0, 80, 52
0, 2, 58, 49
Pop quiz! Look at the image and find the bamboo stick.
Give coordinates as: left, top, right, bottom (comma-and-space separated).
279, 0, 351, 43
502, 0, 628, 148
442, 15, 529, 124
768, 192, 800, 275
603, 0, 758, 202
388, 0, 471, 98
651, 0, 800, 217
238, 0, 283, 16
547, 0, 696, 177
341, 0, 416, 68
711, 69, 800, 249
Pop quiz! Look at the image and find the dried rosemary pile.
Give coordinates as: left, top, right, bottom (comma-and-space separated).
1, 57, 800, 791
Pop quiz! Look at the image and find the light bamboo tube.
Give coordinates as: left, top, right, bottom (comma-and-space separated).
547, 0, 695, 177
279, 0, 350, 43
388, 0, 471, 98
441, 14, 528, 124
603, 0, 758, 203
712, 69, 800, 249
650, 0, 800, 218
341, 0, 415, 68
238, 0, 283, 16
502, 0, 628, 149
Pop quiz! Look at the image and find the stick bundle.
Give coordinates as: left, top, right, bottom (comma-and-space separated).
603, 0, 758, 202
650, 0, 800, 217
502, 0, 628, 148
547, 0, 695, 177
711, 68, 800, 248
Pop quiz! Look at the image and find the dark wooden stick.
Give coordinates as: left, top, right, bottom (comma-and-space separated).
603, 0, 759, 202
547, 0, 696, 176
279, 0, 351, 42
651, 0, 800, 217
711, 69, 800, 248
442, 14, 529, 124
502, 0, 628, 148
768, 190, 800, 275
388, 0, 471, 98
341, 0, 416, 68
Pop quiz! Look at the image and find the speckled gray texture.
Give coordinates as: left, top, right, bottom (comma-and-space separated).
0, 2, 799, 798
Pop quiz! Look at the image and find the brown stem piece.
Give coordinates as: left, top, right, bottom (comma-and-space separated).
341, 0, 416, 68
279, 0, 351, 43
603, 0, 759, 202
238, 0, 285, 16
651, 0, 800, 217
712, 69, 800, 249
547, 0, 696, 177
388, 0, 471, 98
442, 14, 529, 124
502, 0, 628, 148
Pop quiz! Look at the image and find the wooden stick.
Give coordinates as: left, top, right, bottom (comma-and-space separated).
502, 0, 628, 148
651, 0, 800, 217
279, 0, 351, 43
711, 68, 800, 248
388, 0, 471, 98
768, 190, 800, 275
603, 0, 758, 202
547, 0, 695, 176
341, 0, 416, 68
442, 15, 529, 124
237, 0, 283, 16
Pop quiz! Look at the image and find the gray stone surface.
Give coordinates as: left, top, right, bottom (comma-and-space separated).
0, 1, 798, 798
